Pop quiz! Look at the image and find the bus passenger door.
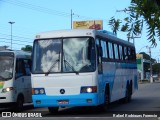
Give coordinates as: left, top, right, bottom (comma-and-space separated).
15, 59, 26, 102
96, 39, 103, 103
23, 59, 32, 102
15, 59, 32, 103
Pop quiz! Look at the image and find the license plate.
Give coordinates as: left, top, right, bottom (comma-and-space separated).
58, 100, 69, 104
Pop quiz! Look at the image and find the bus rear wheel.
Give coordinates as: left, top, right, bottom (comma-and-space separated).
121, 85, 132, 103
48, 107, 59, 114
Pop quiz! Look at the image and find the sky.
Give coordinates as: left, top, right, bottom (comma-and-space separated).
0, 0, 160, 61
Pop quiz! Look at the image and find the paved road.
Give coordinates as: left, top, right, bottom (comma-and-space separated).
1, 82, 160, 119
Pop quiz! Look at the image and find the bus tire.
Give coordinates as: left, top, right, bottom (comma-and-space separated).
129, 81, 132, 96
122, 84, 131, 103
48, 107, 59, 114
98, 86, 110, 112
15, 95, 24, 112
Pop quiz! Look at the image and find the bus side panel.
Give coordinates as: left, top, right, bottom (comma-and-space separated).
100, 62, 138, 103
14, 75, 32, 103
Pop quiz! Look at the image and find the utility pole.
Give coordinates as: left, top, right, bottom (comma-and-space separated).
8, 21, 15, 50
71, 9, 74, 29
148, 46, 154, 83
128, 35, 141, 44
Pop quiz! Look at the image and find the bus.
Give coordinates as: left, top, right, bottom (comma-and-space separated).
0, 50, 32, 111
31, 29, 138, 113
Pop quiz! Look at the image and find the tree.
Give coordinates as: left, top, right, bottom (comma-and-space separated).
21, 45, 32, 52
152, 63, 160, 74
108, 0, 160, 46
108, 17, 121, 36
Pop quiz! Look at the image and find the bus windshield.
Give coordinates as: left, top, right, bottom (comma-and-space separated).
32, 37, 96, 74
0, 53, 14, 80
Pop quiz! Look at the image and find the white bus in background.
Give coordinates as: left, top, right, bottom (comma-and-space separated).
31, 29, 138, 113
0, 50, 32, 111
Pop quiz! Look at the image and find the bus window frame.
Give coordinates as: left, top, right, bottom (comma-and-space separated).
96, 35, 136, 64
96, 38, 103, 74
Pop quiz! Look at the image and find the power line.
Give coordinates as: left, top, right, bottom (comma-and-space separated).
0, 37, 33, 44
0, 40, 32, 46
1, 0, 71, 17
0, 24, 40, 36
0, 0, 107, 20
0, 33, 32, 41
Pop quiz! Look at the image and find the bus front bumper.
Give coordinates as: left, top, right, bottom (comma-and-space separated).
32, 93, 99, 107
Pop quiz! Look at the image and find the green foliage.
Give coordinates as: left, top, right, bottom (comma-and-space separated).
108, 17, 121, 36
21, 45, 32, 52
131, 0, 160, 46
108, 0, 160, 46
152, 63, 160, 74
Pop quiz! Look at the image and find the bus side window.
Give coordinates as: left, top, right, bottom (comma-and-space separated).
130, 48, 136, 62
124, 46, 128, 61
108, 42, 114, 59
119, 45, 123, 60
96, 38, 102, 74
24, 59, 31, 76
113, 43, 119, 60
16, 59, 25, 78
101, 40, 107, 58
133, 49, 136, 61
128, 47, 132, 61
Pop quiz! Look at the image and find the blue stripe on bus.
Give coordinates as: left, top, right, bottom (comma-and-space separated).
32, 93, 99, 107
116, 63, 137, 69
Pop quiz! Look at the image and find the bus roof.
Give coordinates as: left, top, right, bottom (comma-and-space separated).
35, 29, 134, 47
0, 50, 31, 59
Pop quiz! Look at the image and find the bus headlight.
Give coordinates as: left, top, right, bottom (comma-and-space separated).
35, 89, 39, 94
32, 88, 45, 95
81, 86, 97, 93
87, 87, 93, 93
40, 89, 45, 94
2, 87, 14, 93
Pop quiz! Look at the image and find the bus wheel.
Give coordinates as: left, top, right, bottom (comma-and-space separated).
98, 89, 110, 112
122, 85, 131, 103
15, 96, 24, 112
48, 107, 59, 114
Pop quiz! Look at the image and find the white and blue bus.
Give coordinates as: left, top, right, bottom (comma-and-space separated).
31, 29, 138, 113
0, 50, 32, 111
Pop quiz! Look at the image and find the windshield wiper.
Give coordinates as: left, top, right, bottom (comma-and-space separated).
45, 59, 60, 76
63, 59, 79, 75
63, 53, 79, 75
45, 51, 61, 76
